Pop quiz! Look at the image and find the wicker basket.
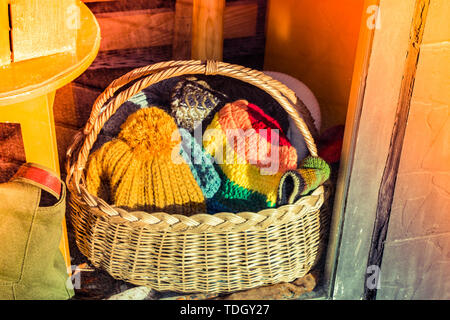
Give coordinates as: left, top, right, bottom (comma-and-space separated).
66, 60, 331, 294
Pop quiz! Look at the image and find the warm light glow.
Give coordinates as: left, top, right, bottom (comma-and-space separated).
265, 0, 366, 130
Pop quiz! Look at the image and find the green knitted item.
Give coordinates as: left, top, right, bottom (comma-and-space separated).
301, 156, 331, 194
276, 156, 330, 206
178, 130, 271, 214
207, 164, 272, 213
210, 156, 330, 213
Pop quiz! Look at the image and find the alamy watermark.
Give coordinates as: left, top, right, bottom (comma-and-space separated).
366, 5, 382, 30
66, 4, 81, 31
366, 265, 381, 290
171, 123, 281, 175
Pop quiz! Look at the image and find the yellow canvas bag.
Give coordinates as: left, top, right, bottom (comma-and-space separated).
0, 163, 74, 300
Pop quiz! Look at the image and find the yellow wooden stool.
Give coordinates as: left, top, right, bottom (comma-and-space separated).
0, 1, 100, 277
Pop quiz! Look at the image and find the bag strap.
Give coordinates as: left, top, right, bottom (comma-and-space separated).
11, 163, 62, 199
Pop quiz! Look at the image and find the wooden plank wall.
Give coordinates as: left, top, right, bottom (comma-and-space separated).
172, 0, 193, 59
0, 123, 25, 182
81, 0, 260, 69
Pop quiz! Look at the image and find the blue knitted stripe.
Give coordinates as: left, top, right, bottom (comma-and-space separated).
179, 129, 221, 199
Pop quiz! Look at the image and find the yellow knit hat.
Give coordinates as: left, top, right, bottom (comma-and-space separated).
85, 107, 206, 216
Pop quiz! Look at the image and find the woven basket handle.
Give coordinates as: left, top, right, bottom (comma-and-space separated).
66, 60, 318, 191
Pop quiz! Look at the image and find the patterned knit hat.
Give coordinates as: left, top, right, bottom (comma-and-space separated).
170, 77, 228, 133
203, 100, 330, 213
204, 99, 298, 173
203, 100, 299, 212
85, 107, 206, 215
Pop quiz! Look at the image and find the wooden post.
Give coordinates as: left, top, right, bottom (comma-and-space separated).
0, 0, 11, 66
376, 0, 449, 300
364, 0, 430, 300
324, 0, 380, 297
329, 0, 421, 299
191, 0, 225, 61
173, 0, 193, 60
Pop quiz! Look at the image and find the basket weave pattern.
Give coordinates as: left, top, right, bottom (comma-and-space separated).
66, 60, 330, 293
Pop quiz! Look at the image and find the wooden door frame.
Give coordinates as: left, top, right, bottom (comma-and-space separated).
320, 0, 431, 300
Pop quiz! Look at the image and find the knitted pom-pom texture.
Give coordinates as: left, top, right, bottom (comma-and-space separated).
85, 107, 206, 216
92, 77, 181, 152
118, 105, 180, 157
